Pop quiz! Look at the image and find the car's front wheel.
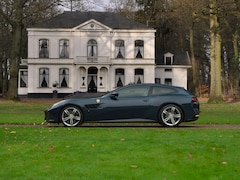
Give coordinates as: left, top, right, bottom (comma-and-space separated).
159, 104, 183, 127
60, 105, 83, 127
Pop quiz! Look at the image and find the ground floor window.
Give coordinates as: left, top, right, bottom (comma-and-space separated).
165, 78, 172, 85
59, 68, 69, 87
115, 68, 125, 87
134, 69, 144, 84
155, 78, 161, 84
39, 68, 49, 87
20, 70, 28, 87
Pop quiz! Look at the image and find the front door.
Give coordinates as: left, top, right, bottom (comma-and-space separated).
88, 67, 98, 92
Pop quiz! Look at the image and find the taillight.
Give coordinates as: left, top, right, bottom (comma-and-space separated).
191, 97, 198, 102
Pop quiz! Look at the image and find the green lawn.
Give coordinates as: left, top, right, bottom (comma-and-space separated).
0, 100, 240, 125
0, 100, 240, 179
1, 127, 240, 179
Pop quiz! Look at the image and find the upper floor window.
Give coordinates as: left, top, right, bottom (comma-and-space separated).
87, 39, 97, 59
59, 68, 69, 87
115, 40, 125, 58
39, 39, 49, 58
20, 70, 28, 87
59, 39, 69, 58
134, 40, 144, 58
39, 68, 49, 87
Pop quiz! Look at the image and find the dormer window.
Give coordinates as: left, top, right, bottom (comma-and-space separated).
164, 52, 174, 65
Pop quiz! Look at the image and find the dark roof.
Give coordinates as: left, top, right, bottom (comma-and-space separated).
156, 51, 191, 66
31, 11, 152, 30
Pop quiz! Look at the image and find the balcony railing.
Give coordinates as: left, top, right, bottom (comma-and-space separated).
75, 56, 110, 64
20, 57, 155, 66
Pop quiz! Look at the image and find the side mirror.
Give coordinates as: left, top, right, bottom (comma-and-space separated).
110, 92, 119, 100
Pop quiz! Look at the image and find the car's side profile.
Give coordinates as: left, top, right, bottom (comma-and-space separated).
44, 84, 200, 127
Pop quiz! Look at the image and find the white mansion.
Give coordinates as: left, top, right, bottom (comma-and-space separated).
18, 11, 191, 98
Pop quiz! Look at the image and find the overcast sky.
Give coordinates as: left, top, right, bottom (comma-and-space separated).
61, 0, 112, 12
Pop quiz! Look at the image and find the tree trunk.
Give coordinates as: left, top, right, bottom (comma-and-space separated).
208, 0, 224, 103
6, 1, 25, 100
189, 25, 199, 95
231, 33, 239, 98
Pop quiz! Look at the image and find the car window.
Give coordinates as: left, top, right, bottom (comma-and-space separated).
151, 86, 175, 95
117, 86, 149, 98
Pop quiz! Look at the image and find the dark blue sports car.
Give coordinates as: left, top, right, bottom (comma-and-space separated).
44, 84, 199, 127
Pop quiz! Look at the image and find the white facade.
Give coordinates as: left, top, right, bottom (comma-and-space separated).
18, 13, 191, 98
18, 19, 156, 97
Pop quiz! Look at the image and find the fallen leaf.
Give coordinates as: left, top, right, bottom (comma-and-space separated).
188, 154, 193, 159
48, 146, 54, 152
44, 165, 51, 169
130, 165, 138, 168
221, 161, 228, 165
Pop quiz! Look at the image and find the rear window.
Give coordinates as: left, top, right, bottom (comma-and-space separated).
151, 86, 176, 95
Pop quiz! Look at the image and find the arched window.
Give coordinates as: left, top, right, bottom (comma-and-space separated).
39, 68, 49, 87
59, 39, 69, 58
87, 39, 97, 59
59, 68, 69, 87
134, 40, 144, 58
39, 39, 49, 58
115, 40, 125, 58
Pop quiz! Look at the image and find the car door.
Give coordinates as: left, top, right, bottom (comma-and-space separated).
93, 85, 152, 120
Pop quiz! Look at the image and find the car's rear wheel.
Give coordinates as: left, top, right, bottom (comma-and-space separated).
159, 104, 183, 127
61, 105, 83, 127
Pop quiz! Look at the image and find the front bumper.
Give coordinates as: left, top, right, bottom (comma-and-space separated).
44, 109, 59, 123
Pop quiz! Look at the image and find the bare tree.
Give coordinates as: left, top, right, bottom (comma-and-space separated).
0, 0, 60, 100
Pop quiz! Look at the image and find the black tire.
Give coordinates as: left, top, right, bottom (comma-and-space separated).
159, 104, 183, 127
60, 105, 83, 127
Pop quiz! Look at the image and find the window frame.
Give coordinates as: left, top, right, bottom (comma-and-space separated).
134, 68, 144, 84
19, 70, 28, 88
59, 39, 69, 58
115, 68, 125, 87
115, 40, 125, 59
134, 40, 144, 59
87, 39, 98, 59
39, 68, 49, 88
59, 68, 69, 88
39, 39, 49, 58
